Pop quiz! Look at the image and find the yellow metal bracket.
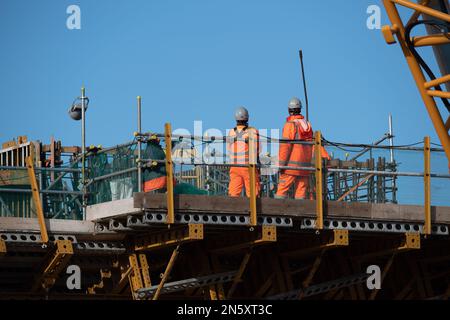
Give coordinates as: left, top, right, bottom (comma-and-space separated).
382, 25, 399, 44
26, 156, 49, 244
134, 224, 203, 251
423, 136, 431, 236
165, 123, 175, 224
401, 232, 421, 250
0, 239, 6, 256
314, 131, 324, 230
31, 239, 74, 292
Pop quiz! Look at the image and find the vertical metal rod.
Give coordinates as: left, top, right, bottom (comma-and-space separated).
248, 131, 257, 226
389, 114, 398, 203
165, 123, 175, 224
314, 131, 323, 230
299, 50, 309, 122
81, 87, 86, 220
137, 96, 142, 193
388, 114, 395, 163
424, 136, 431, 235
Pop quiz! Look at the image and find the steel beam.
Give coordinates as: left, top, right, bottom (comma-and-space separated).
227, 250, 252, 298
298, 248, 327, 299
152, 245, 180, 300
136, 271, 237, 299
268, 272, 369, 300
134, 224, 203, 251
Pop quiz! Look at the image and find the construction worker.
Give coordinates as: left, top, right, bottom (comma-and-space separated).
142, 136, 170, 192
275, 97, 330, 200
227, 107, 261, 197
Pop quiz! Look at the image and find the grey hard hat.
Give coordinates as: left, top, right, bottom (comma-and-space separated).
288, 97, 302, 110
234, 106, 249, 121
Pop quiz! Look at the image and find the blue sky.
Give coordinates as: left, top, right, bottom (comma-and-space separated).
0, 0, 444, 145
0, 0, 448, 203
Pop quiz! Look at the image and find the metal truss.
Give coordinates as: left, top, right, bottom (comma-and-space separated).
357, 232, 421, 261
267, 272, 369, 300
300, 218, 449, 236
136, 271, 237, 299
31, 240, 74, 292
282, 229, 349, 258
96, 212, 293, 232
134, 224, 203, 251
210, 225, 277, 254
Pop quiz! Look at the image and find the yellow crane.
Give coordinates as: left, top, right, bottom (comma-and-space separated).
381, 0, 450, 165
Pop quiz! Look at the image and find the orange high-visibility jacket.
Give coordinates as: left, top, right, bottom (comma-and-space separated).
227, 126, 260, 165
279, 115, 314, 176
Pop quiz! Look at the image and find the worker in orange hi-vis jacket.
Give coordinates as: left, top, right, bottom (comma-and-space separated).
227, 106, 261, 197
275, 97, 330, 200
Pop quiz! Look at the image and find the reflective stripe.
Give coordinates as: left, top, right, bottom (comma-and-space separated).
288, 119, 312, 140
229, 127, 259, 164
287, 161, 313, 167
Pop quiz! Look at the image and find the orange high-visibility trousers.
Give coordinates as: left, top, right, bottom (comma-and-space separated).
228, 167, 260, 197
275, 174, 309, 200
